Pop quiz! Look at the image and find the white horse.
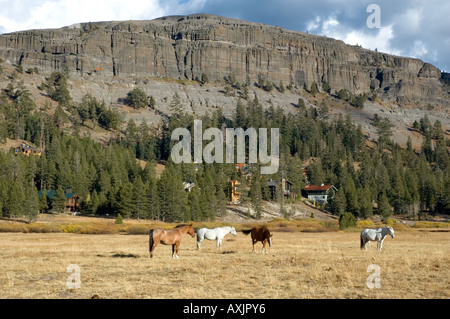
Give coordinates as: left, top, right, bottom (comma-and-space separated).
196, 226, 237, 250
360, 226, 395, 251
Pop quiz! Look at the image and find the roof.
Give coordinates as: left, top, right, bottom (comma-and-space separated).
268, 179, 293, 187
304, 185, 334, 192
183, 182, 195, 190
38, 190, 78, 199
267, 180, 278, 187
17, 143, 40, 152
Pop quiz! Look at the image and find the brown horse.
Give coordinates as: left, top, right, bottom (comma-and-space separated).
149, 224, 195, 258
242, 225, 273, 254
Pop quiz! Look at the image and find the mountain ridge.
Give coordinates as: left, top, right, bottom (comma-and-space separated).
0, 13, 448, 108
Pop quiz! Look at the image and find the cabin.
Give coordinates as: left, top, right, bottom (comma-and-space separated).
304, 184, 337, 206
268, 178, 295, 200
229, 180, 241, 204
38, 186, 80, 213
15, 143, 42, 157
183, 182, 195, 192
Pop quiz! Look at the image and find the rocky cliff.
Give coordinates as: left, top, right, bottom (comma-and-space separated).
0, 14, 448, 106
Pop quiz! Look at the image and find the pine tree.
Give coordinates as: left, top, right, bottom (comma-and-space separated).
23, 185, 39, 221
132, 176, 147, 219
249, 173, 263, 219
378, 191, 392, 218
145, 178, 160, 220
87, 190, 99, 215
310, 82, 318, 96
115, 182, 134, 219
330, 187, 346, 215
4, 180, 25, 217
158, 162, 186, 222
321, 81, 331, 94
358, 187, 373, 219
39, 189, 49, 213
215, 186, 228, 219
307, 159, 325, 185
188, 186, 202, 221
344, 177, 359, 216
52, 185, 67, 213
234, 98, 247, 128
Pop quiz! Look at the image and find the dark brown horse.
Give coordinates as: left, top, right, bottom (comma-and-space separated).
242, 225, 273, 254
149, 224, 195, 258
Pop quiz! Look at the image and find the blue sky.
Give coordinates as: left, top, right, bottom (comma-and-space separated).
0, 0, 448, 72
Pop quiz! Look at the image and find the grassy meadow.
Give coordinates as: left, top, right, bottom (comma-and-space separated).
0, 215, 448, 299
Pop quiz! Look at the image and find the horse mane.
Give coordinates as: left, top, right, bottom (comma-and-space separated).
174, 224, 192, 228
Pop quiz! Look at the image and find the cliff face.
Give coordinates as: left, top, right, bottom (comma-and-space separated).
0, 14, 447, 105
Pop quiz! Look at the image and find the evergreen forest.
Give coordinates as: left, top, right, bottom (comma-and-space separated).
0, 71, 449, 222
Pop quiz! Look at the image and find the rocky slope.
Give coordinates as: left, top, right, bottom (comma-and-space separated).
0, 14, 448, 108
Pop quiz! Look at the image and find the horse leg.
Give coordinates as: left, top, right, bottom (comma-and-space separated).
197, 239, 202, 250
262, 240, 267, 254
172, 244, 176, 258
150, 240, 159, 258
176, 242, 181, 258
173, 242, 180, 258
252, 240, 256, 253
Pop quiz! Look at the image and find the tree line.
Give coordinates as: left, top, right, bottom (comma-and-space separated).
0, 70, 448, 221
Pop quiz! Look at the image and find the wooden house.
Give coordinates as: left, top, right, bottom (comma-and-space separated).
15, 143, 42, 157
304, 184, 337, 206
229, 180, 241, 204
183, 182, 195, 192
268, 178, 295, 200
38, 186, 80, 213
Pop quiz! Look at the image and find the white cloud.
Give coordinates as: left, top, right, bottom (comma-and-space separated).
410, 40, 428, 59
0, 0, 167, 33
306, 16, 321, 32
307, 14, 401, 56
342, 25, 400, 56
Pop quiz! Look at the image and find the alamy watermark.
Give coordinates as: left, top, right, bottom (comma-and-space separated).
366, 264, 381, 289
66, 264, 81, 289
367, 4, 381, 29
171, 120, 280, 174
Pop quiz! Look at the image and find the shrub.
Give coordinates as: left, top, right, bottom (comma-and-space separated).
357, 219, 375, 228
201, 73, 209, 84
45, 71, 71, 106
321, 81, 331, 94
310, 82, 318, 96
339, 212, 356, 230
76, 224, 118, 234
0, 224, 27, 233
414, 221, 450, 229
126, 88, 148, 109
27, 223, 62, 233
115, 214, 123, 225
385, 218, 396, 226
125, 225, 150, 235
61, 224, 82, 233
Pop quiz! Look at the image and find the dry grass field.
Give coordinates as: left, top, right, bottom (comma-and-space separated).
0, 216, 448, 299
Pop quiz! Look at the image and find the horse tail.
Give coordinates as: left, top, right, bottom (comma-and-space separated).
360, 233, 364, 250
242, 229, 252, 235
149, 229, 154, 256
